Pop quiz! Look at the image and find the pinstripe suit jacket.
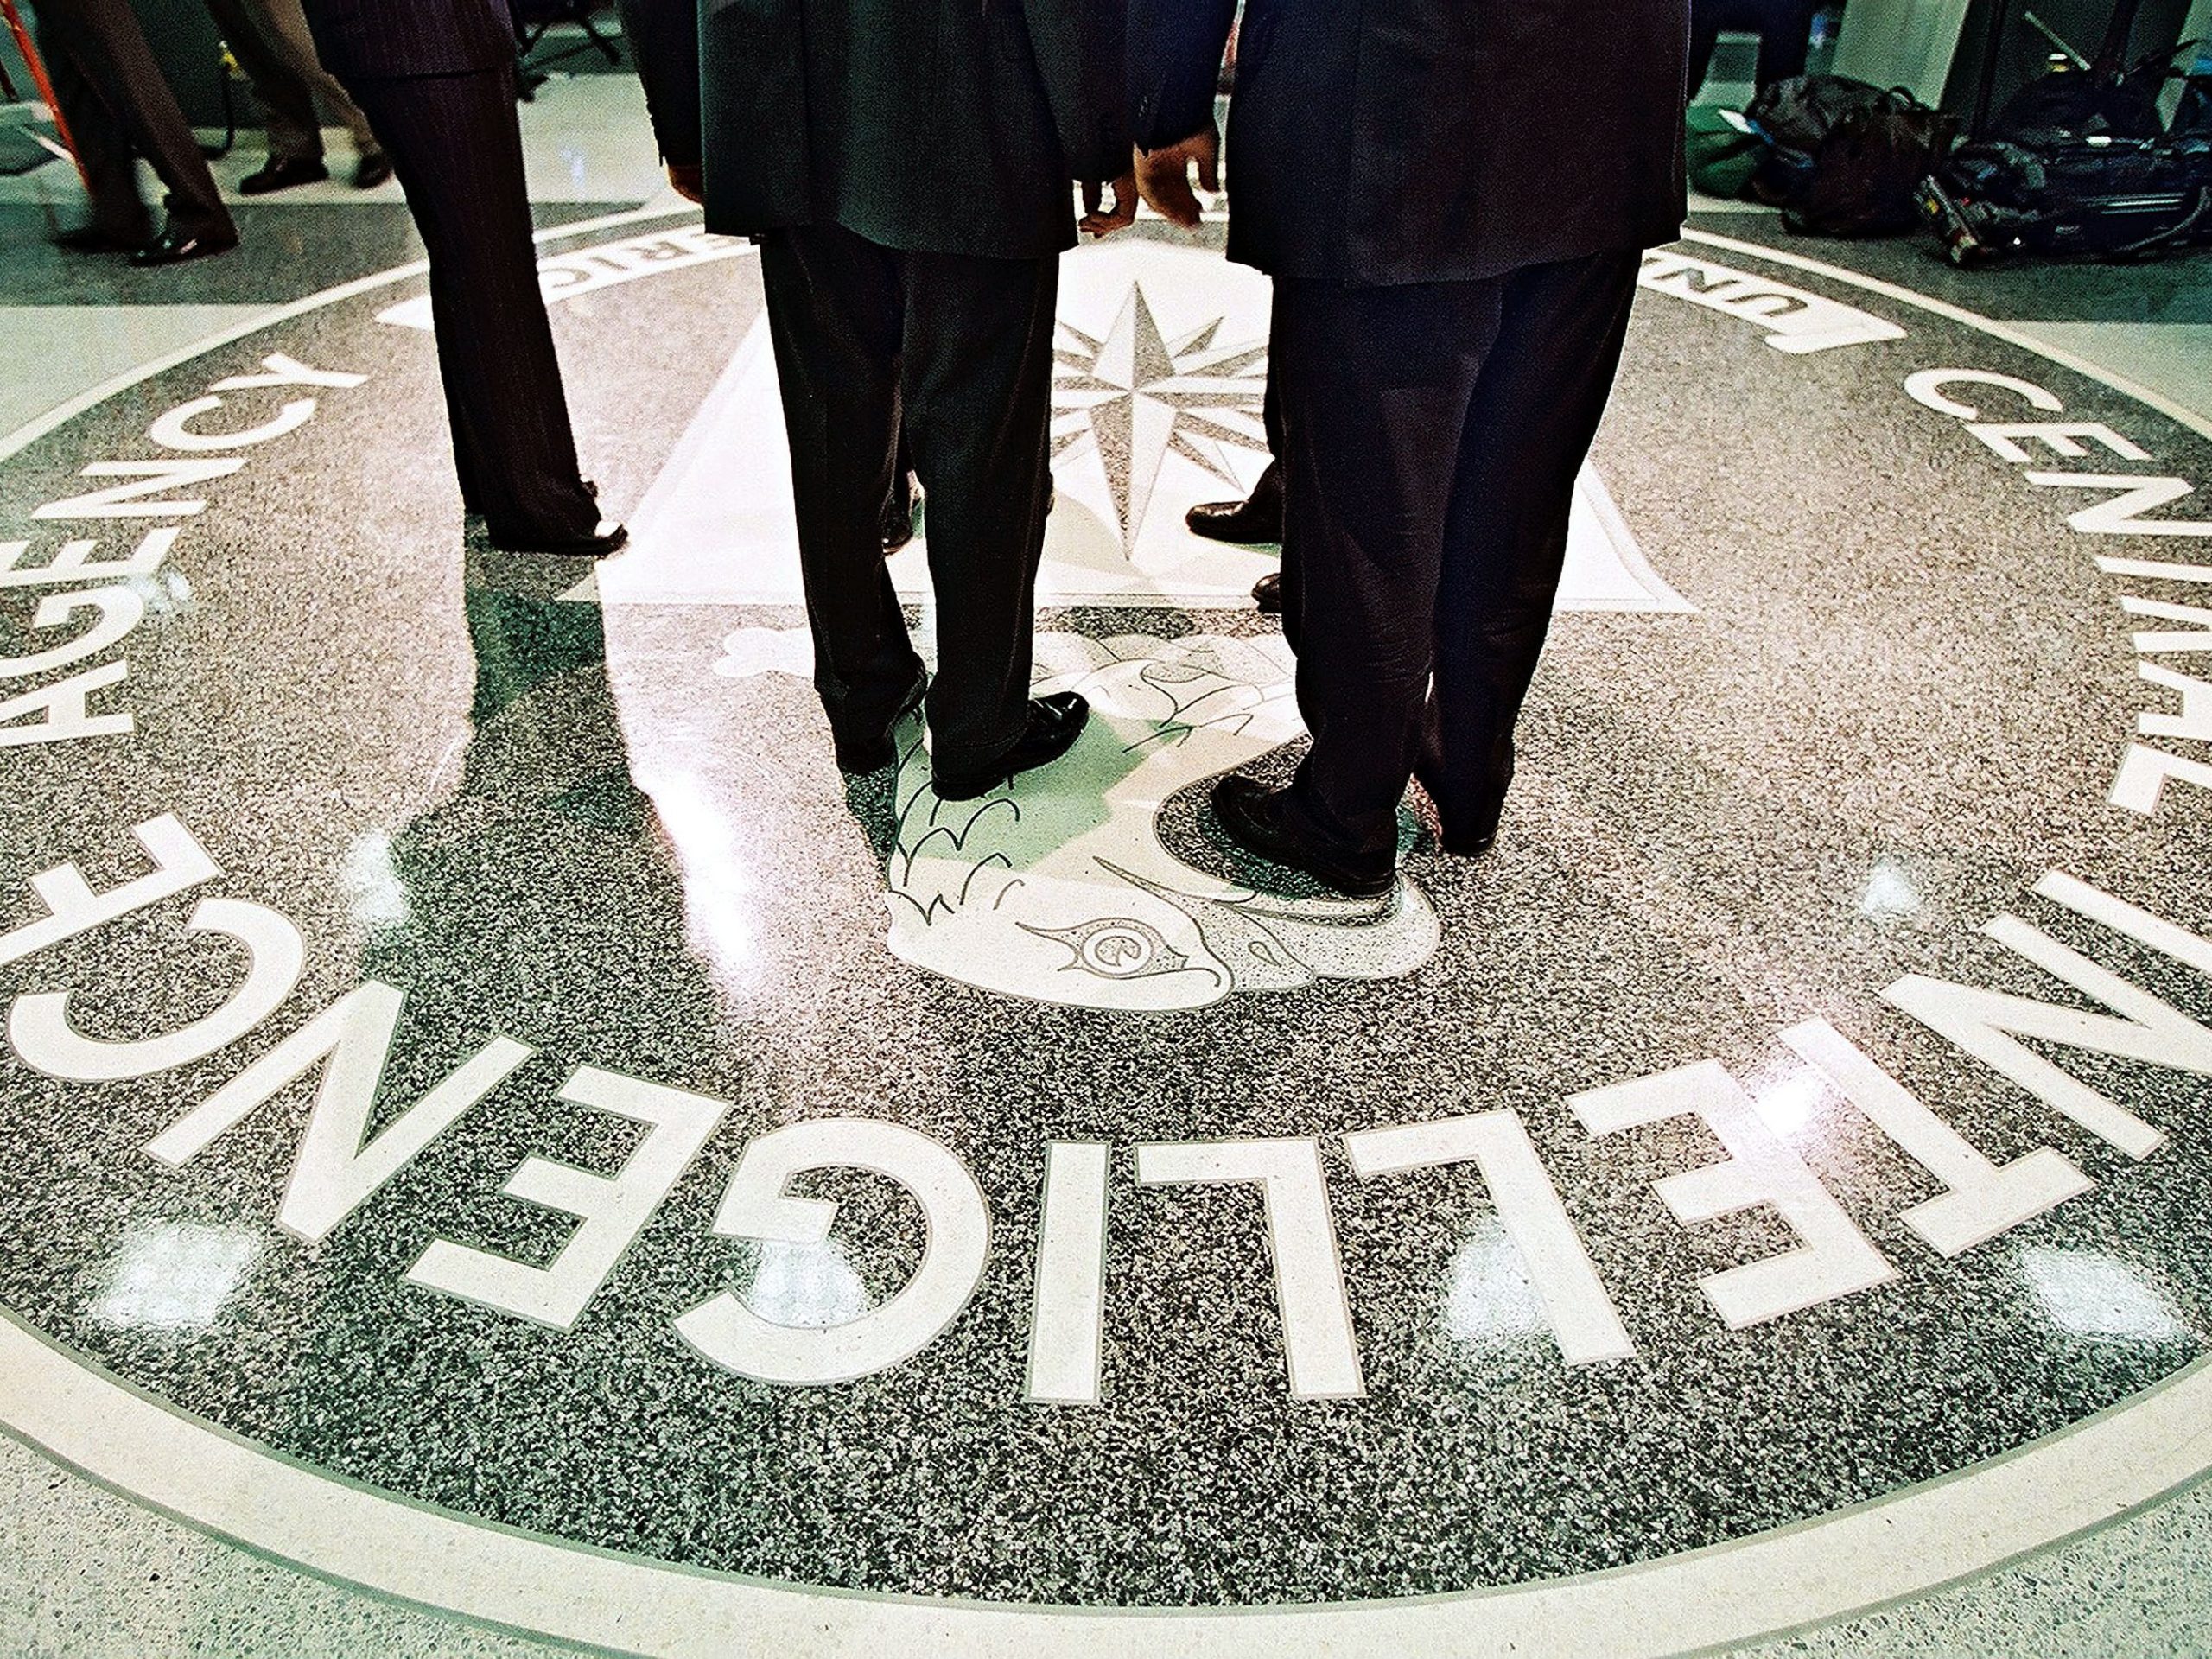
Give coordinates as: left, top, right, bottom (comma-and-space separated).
305, 0, 517, 79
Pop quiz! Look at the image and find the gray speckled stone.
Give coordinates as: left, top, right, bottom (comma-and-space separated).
1727, 1472, 2212, 1657
0, 204, 2208, 1622
0, 1433, 566, 1658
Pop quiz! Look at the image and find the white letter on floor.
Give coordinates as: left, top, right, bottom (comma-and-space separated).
1572, 1061, 1897, 1329
2138, 662, 2212, 741
1344, 1111, 1635, 1364
1966, 422, 2148, 465
147, 981, 534, 1245
0, 587, 143, 679
677, 1119, 988, 1384
210, 354, 367, 393
0, 815, 217, 968
1884, 876, 2212, 1159
1134, 1138, 1365, 1399
0, 661, 132, 747
33, 459, 246, 520
2126, 594, 2212, 653
1782, 1019, 2091, 1255
410, 1067, 724, 1331
10, 898, 302, 1081
2027, 474, 2212, 537
147, 394, 318, 454
0, 529, 177, 590
1904, 369, 2064, 420
2111, 744, 2212, 814
1026, 1141, 1111, 1404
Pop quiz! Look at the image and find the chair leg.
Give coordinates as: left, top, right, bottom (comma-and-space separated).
577, 10, 620, 65
514, 5, 620, 74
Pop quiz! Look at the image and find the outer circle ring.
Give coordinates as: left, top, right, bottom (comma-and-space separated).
1, 213, 2205, 1656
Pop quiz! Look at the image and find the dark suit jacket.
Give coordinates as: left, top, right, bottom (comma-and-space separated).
304, 0, 516, 79
621, 0, 1128, 259
1129, 0, 1691, 286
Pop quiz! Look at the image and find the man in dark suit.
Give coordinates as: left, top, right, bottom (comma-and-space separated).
303, 0, 620, 556
202, 0, 391, 193
35, 0, 238, 264
1132, 1, 1688, 897
621, 0, 1133, 799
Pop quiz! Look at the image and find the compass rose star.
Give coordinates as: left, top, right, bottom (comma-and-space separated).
1052, 283, 1272, 551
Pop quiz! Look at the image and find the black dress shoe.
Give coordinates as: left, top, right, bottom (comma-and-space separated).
833, 672, 928, 773
130, 226, 240, 267
353, 152, 394, 190
489, 519, 629, 558
1253, 571, 1283, 614
1423, 813, 1497, 858
1210, 774, 1395, 899
1411, 763, 1502, 858
238, 156, 329, 195
1185, 461, 1284, 544
932, 692, 1090, 800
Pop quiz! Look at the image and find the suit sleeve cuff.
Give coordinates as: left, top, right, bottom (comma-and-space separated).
1133, 83, 1217, 155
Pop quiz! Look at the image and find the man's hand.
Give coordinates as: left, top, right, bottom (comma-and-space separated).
667, 162, 705, 205
1080, 171, 1140, 238
1134, 124, 1220, 229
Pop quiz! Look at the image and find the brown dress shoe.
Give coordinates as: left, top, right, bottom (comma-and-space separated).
238, 156, 329, 194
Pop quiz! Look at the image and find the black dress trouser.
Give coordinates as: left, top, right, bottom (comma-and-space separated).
757, 222, 1059, 772
1274, 249, 1643, 863
1249, 372, 1284, 500
35, 0, 232, 243
343, 63, 599, 544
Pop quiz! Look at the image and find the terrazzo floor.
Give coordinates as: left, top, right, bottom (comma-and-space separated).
2, 50, 2211, 1659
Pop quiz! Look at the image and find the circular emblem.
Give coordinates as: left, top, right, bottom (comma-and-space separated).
1, 209, 2209, 1652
